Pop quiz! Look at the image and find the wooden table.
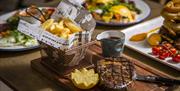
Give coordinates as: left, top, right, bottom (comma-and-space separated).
0, 0, 179, 91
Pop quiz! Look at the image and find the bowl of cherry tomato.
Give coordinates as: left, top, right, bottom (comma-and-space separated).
152, 42, 180, 63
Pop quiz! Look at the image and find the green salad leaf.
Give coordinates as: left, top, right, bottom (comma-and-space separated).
0, 30, 38, 47
3, 15, 38, 47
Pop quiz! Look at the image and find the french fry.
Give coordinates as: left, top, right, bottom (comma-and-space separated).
42, 18, 82, 39
41, 19, 54, 30
59, 33, 68, 39
62, 28, 71, 34
58, 20, 64, 28
64, 19, 82, 33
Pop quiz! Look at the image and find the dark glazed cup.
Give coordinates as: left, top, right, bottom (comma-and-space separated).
97, 31, 125, 57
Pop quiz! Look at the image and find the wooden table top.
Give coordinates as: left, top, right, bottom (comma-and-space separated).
0, 0, 179, 91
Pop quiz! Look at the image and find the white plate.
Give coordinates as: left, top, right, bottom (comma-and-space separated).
122, 16, 180, 71
96, 0, 151, 26
0, 10, 40, 51
0, 45, 39, 51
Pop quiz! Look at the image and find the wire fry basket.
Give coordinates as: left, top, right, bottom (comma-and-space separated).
21, 6, 96, 67
40, 40, 96, 67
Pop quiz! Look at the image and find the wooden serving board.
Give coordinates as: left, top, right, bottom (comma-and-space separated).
31, 43, 174, 91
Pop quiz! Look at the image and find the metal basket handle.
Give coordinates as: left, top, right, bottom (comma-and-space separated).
25, 6, 47, 23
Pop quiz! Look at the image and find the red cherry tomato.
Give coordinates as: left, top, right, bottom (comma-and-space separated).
152, 46, 162, 55
162, 51, 170, 58
172, 54, 180, 63
166, 52, 171, 57
162, 43, 172, 49
169, 48, 177, 56
158, 55, 166, 60
158, 51, 169, 60
152, 50, 159, 55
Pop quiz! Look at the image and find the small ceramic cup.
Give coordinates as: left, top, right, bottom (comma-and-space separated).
97, 30, 125, 57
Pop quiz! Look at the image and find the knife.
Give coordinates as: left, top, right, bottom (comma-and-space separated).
135, 75, 180, 85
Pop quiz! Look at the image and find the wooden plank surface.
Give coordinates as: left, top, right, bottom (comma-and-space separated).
31, 44, 174, 91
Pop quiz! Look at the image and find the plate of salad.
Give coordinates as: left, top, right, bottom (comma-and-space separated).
0, 10, 40, 51
84, 0, 151, 26
0, 7, 55, 51
0, 28, 39, 51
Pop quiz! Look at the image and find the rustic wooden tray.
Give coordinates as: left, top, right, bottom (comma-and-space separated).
31, 43, 174, 91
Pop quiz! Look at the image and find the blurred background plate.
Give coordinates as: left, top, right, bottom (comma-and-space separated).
0, 45, 39, 51
96, 0, 151, 26
0, 9, 41, 51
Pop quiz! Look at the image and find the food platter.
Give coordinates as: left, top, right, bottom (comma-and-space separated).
85, 0, 151, 26
0, 9, 41, 51
0, 7, 56, 51
0, 12, 40, 51
122, 16, 180, 71
31, 43, 173, 91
